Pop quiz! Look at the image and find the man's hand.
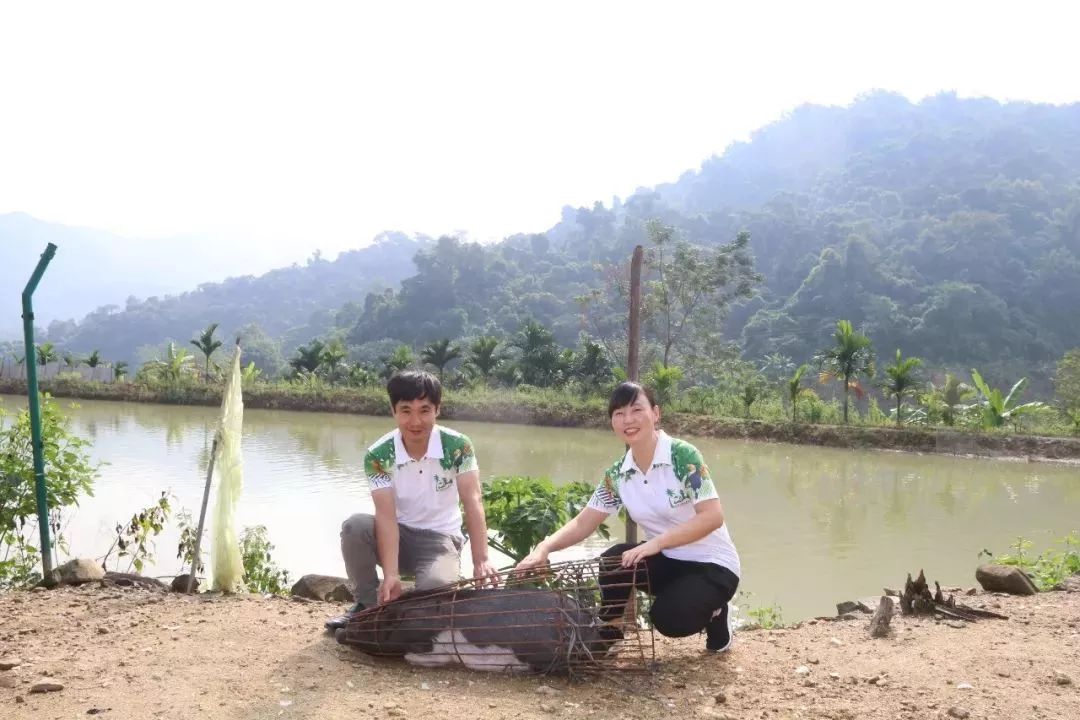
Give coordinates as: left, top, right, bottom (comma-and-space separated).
620, 538, 661, 568
472, 560, 501, 588
377, 574, 403, 604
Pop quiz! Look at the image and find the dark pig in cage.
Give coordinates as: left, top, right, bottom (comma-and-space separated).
338, 559, 654, 675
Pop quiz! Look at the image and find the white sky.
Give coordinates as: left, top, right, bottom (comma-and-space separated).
2, 1, 1079, 262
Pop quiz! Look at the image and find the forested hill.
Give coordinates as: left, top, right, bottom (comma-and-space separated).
40, 232, 429, 366
36, 92, 1080, 383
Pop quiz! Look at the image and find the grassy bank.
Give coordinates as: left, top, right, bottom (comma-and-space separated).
2, 376, 1079, 461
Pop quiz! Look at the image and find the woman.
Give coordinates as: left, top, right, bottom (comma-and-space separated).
516, 382, 741, 652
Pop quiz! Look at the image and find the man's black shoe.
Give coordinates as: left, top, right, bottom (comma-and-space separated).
324, 600, 365, 632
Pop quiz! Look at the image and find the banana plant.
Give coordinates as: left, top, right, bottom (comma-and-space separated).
970, 369, 1045, 430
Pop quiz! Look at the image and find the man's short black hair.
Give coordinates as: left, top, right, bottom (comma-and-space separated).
607, 381, 658, 418
387, 370, 442, 408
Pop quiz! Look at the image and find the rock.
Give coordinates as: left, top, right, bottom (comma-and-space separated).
290, 574, 354, 603
975, 564, 1038, 595
945, 620, 966, 629
836, 600, 860, 615
883, 587, 900, 597
0, 658, 22, 671
97, 627, 110, 635
29, 682, 64, 693
171, 574, 200, 593
0, 676, 16, 689
956, 682, 974, 690
43, 559, 104, 587
714, 692, 727, 704
795, 666, 810, 675
536, 685, 561, 696
947, 707, 970, 719
829, 637, 843, 646
1057, 574, 1080, 593
103, 572, 168, 590
838, 612, 861, 621
1053, 671, 1073, 686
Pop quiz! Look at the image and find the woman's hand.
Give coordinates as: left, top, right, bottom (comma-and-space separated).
515, 547, 550, 576
620, 538, 661, 567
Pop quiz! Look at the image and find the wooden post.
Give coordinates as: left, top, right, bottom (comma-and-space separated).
625, 245, 644, 544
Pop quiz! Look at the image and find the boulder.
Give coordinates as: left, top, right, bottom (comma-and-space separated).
1054, 573, 1080, 593
171, 574, 201, 593
103, 572, 168, 590
44, 558, 105, 587
290, 574, 354, 603
975, 564, 1038, 595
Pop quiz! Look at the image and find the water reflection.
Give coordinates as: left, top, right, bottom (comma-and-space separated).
2, 394, 1076, 620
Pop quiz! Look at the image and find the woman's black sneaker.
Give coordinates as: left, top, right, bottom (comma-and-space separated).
705, 603, 734, 653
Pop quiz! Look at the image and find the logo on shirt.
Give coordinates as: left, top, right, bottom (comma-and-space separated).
433, 473, 454, 492
666, 487, 691, 508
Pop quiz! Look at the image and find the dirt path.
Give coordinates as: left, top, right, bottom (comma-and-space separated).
1, 585, 1077, 720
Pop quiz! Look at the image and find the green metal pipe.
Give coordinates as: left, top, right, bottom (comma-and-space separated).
21, 243, 58, 579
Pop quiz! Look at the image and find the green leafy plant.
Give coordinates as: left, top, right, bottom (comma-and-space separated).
176, 509, 205, 575
644, 361, 684, 407
1, 395, 98, 589
240, 525, 291, 595
736, 591, 785, 629
480, 476, 609, 562
103, 491, 173, 574
989, 533, 1080, 590
970, 369, 1045, 430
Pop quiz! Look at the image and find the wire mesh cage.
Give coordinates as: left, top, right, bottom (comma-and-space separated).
339, 556, 656, 676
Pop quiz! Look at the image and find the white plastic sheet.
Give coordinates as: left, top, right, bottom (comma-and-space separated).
210, 346, 245, 592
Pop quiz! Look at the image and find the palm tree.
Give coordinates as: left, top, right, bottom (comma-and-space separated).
86, 350, 102, 381
381, 345, 416, 379
190, 323, 223, 382
465, 336, 502, 382
881, 349, 923, 426
816, 320, 876, 424
421, 339, 462, 382
289, 339, 326, 377
62, 353, 82, 374
786, 364, 810, 423
319, 338, 348, 382
36, 341, 58, 370
512, 320, 563, 387
113, 361, 129, 382
933, 373, 974, 426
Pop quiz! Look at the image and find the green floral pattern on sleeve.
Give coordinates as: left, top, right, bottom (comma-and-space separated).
671, 439, 717, 502
587, 459, 625, 513
439, 430, 478, 476
364, 437, 396, 490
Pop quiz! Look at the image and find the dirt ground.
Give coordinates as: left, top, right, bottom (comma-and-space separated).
1, 583, 1077, 720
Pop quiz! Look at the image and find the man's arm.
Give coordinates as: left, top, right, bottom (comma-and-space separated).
371, 488, 403, 603
457, 470, 499, 586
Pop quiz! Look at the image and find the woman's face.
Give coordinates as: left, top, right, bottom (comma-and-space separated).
610, 392, 660, 445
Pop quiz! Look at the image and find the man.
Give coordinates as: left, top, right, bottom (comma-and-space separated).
326, 370, 498, 630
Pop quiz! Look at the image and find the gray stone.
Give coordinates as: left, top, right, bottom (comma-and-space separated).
290, 574, 354, 603
0, 676, 16, 689
975, 564, 1038, 595
44, 558, 104, 587
171, 574, 201, 593
0, 658, 22, 671
1057, 574, 1080, 593
29, 682, 64, 694
1054, 671, 1073, 686
947, 707, 970, 719
836, 600, 860, 615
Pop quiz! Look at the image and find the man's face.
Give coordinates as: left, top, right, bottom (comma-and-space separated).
392, 397, 439, 444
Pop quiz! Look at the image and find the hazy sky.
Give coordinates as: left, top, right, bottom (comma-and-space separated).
2, 1, 1078, 265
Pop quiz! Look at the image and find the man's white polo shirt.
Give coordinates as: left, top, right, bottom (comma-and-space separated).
363, 425, 477, 539
587, 431, 740, 576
